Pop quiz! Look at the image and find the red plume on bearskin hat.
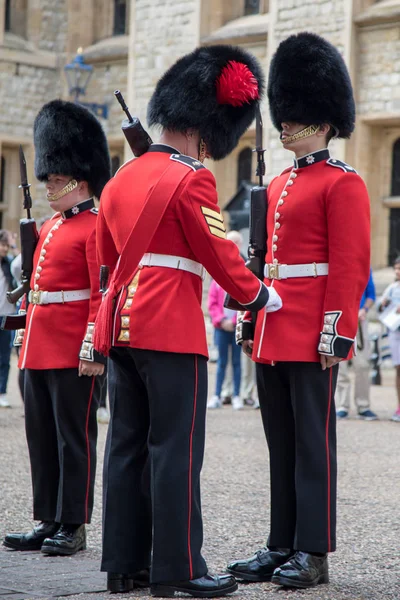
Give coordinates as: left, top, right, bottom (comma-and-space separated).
147, 45, 264, 160
268, 32, 355, 139
34, 100, 111, 199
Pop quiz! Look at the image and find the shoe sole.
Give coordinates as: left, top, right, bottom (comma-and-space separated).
151, 582, 238, 598
108, 579, 134, 593
271, 573, 329, 588
41, 542, 86, 556
226, 568, 272, 582
2, 540, 42, 551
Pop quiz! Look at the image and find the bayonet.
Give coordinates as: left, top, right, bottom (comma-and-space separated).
18, 146, 32, 219
254, 105, 266, 186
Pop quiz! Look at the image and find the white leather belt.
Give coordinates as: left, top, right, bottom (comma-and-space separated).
264, 262, 329, 280
140, 253, 206, 281
28, 289, 91, 305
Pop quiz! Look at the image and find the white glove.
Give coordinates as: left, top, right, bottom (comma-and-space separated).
265, 287, 283, 313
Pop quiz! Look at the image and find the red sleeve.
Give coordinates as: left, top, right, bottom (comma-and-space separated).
176, 168, 269, 311
78, 227, 107, 364
318, 173, 370, 358
96, 179, 119, 273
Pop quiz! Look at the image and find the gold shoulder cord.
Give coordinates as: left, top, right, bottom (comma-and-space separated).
47, 179, 78, 202
282, 125, 320, 146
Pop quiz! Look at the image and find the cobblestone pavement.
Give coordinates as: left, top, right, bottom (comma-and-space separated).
0, 355, 399, 599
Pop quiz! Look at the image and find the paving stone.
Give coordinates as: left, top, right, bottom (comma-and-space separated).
1, 356, 399, 599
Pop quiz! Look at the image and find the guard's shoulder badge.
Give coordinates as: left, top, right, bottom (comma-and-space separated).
279, 166, 292, 176
90, 207, 99, 215
327, 158, 358, 174
115, 157, 136, 176
170, 154, 205, 171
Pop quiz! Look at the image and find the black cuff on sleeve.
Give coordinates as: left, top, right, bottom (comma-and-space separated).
332, 337, 354, 358
243, 283, 269, 312
93, 350, 108, 365
242, 321, 254, 342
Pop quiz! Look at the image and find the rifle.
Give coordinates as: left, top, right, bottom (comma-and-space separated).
1, 147, 39, 331
97, 93, 153, 294
7, 147, 39, 305
224, 105, 267, 310
114, 90, 153, 157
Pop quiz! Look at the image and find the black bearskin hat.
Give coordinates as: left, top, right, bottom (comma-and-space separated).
147, 45, 264, 160
34, 100, 111, 199
268, 32, 355, 138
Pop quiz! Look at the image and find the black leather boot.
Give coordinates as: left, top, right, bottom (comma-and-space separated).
151, 573, 237, 598
108, 569, 150, 593
41, 524, 86, 556
227, 547, 294, 582
271, 551, 329, 588
3, 521, 60, 551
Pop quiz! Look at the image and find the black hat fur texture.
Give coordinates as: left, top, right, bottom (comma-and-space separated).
148, 45, 264, 160
268, 32, 355, 138
34, 100, 111, 199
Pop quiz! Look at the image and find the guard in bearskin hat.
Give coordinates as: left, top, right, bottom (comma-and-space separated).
227, 33, 370, 588
96, 45, 282, 595
3, 100, 110, 556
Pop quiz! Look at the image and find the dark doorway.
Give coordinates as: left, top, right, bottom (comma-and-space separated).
388, 138, 400, 265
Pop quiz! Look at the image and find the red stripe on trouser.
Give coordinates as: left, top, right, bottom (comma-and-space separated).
84, 377, 96, 523
325, 368, 333, 552
187, 356, 198, 580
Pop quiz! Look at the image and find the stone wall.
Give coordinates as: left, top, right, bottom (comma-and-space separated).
37, 0, 67, 53
0, 63, 61, 139
357, 26, 400, 116
130, 0, 200, 128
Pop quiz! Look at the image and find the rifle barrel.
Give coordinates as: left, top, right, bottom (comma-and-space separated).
114, 90, 134, 124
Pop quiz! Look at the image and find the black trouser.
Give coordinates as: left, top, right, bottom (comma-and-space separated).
102, 348, 208, 583
256, 362, 338, 554
24, 368, 100, 524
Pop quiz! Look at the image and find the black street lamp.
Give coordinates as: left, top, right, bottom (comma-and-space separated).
63, 48, 93, 103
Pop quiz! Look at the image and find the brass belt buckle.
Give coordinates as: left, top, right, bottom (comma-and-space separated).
30, 290, 42, 305
268, 263, 280, 280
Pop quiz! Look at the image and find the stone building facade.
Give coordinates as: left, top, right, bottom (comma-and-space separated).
0, 0, 399, 267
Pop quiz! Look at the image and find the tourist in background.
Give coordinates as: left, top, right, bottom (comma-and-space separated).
336, 269, 378, 420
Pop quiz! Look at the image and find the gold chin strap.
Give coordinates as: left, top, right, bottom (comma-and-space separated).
198, 139, 207, 163
47, 179, 78, 202
281, 124, 320, 146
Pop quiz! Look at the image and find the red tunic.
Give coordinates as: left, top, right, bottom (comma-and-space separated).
96, 145, 268, 358
19, 202, 102, 370
245, 150, 370, 364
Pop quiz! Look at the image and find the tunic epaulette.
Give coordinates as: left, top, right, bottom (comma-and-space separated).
170, 154, 206, 171
326, 158, 357, 174
90, 207, 99, 215
115, 157, 136, 176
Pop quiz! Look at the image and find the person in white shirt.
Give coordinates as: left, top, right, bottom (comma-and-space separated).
379, 257, 400, 422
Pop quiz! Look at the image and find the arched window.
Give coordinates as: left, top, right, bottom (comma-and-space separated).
4, 0, 27, 38
391, 139, 400, 196
237, 147, 253, 187
113, 0, 127, 36
388, 138, 400, 265
5, 0, 11, 31
244, 0, 260, 16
